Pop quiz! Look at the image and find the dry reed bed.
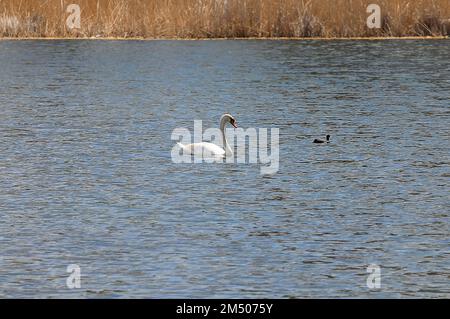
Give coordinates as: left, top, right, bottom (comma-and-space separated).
1, 0, 450, 38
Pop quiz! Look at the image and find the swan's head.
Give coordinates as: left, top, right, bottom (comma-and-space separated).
222, 113, 238, 128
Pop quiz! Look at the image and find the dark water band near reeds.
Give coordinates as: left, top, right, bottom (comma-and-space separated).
1, 0, 450, 39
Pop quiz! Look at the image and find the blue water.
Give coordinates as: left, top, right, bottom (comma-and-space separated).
0, 40, 449, 298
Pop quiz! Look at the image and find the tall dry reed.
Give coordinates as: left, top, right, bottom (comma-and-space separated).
0, 0, 449, 38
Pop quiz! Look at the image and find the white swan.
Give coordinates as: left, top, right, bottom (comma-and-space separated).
177, 113, 237, 158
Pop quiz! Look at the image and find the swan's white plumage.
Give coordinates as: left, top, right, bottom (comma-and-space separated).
177, 142, 225, 157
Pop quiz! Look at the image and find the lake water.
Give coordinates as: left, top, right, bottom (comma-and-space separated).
0, 39, 449, 298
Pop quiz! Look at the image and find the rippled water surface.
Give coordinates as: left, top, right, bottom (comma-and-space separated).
0, 40, 449, 298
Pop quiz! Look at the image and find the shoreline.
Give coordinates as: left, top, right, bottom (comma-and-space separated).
0, 36, 448, 41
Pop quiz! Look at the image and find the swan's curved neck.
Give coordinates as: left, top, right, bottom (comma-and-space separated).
220, 116, 233, 156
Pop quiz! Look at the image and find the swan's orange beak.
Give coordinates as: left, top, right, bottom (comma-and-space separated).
231, 122, 237, 128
